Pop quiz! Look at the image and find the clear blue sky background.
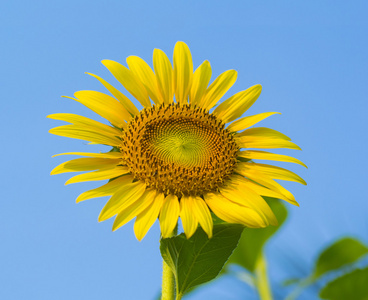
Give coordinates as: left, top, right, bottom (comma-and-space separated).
1, 1, 367, 299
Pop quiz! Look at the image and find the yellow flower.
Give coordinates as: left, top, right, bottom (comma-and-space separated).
49, 42, 306, 241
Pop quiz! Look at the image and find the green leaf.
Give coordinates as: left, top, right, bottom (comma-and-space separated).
319, 267, 368, 300
226, 198, 288, 272
313, 237, 368, 278
160, 223, 244, 297
284, 238, 368, 300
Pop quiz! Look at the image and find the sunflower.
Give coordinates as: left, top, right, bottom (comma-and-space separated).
49, 42, 306, 241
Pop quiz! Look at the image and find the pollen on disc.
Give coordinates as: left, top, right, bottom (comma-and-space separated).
120, 103, 239, 197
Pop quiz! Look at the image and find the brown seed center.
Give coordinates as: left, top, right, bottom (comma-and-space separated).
120, 103, 238, 197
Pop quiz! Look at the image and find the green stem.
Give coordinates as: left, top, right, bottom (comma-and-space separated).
176, 291, 183, 300
161, 260, 175, 300
285, 276, 314, 300
254, 253, 273, 300
161, 226, 178, 300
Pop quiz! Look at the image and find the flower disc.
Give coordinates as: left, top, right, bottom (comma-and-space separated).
121, 103, 239, 197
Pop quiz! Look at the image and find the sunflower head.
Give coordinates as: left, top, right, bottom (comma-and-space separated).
49, 42, 306, 241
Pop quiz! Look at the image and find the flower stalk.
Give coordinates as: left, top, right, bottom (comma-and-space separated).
161, 260, 175, 300
161, 226, 178, 300
255, 253, 273, 300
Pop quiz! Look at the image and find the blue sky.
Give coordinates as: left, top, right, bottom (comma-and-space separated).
1, 1, 367, 299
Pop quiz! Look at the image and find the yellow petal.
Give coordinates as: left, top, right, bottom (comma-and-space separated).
190, 60, 212, 106
112, 188, 157, 231
65, 166, 130, 185
159, 194, 180, 238
126, 56, 163, 105
86, 72, 139, 116
243, 162, 306, 185
180, 196, 198, 238
220, 181, 277, 226
49, 125, 122, 146
76, 175, 134, 202
173, 41, 193, 104
52, 152, 124, 159
238, 150, 307, 168
236, 136, 301, 150
47, 113, 122, 136
214, 84, 262, 123
236, 127, 291, 140
204, 193, 238, 224
230, 175, 291, 202
51, 157, 121, 175
101, 60, 151, 107
98, 181, 146, 222
73, 91, 129, 128
199, 70, 237, 110
191, 196, 213, 238
204, 192, 266, 228
227, 112, 281, 132
235, 163, 298, 205
153, 49, 173, 104
134, 192, 165, 241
